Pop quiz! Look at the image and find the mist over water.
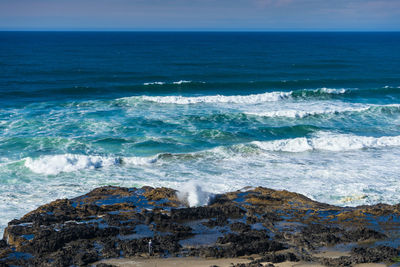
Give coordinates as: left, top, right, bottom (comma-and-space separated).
1, 32, 400, 235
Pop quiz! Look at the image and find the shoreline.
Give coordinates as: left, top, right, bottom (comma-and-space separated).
1, 185, 400, 266
96, 257, 388, 267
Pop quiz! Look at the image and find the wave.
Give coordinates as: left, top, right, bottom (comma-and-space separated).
118, 88, 348, 105
384, 85, 400, 89
245, 104, 400, 118
22, 132, 400, 175
245, 107, 368, 119
173, 80, 193, 85
24, 154, 158, 175
143, 82, 165, 85
292, 87, 347, 98
143, 80, 202, 86
252, 132, 400, 152
139, 92, 291, 104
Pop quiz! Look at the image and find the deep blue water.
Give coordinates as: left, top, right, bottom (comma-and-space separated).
1, 32, 400, 234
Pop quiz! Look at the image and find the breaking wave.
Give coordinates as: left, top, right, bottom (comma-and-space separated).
252, 132, 400, 152
245, 104, 400, 118
118, 88, 348, 105
24, 154, 158, 175
22, 132, 400, 175
291, 87, 348, 98
140, 92, 291, 104
143, 80, 199, 86
143, 82, 165, 85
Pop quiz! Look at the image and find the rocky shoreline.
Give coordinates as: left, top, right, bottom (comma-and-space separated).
1, 186, 400, 266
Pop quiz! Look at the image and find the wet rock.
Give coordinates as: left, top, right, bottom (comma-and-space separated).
352, 246, 400, 263
216, 230, 285, 257
202, 216, 228, 228
232, 263, 264, 267
254, 251, 299, 263
171, 205, 245, 221
317, 246, 400, 266
344, 227, 387, 241
95, 264, 117, 267
230, 222, 251, 233
1, 186, 399, 266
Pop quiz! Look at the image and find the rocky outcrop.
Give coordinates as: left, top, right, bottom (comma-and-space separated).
0, 186, 399, 266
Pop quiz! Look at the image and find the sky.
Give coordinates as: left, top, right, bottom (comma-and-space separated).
0, 0, 399, 31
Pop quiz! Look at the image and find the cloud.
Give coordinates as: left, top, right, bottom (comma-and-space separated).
254, 0, 293, 8
0, 0, 399, 30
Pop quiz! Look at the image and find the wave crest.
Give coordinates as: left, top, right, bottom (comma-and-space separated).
118, 88, 349, 105
143, 82, 165, 85
143, 80, 199, 86
24, 154, 157, 175
246, 104, 400, 118
140, 91, 291, 104
22, 133, 400, 175
252, 133, 400, 152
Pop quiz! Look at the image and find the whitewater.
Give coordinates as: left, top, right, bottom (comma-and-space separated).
2, 89, 400, 236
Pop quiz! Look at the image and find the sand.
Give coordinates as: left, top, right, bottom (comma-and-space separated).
96, 257, 251, 267
96, 257, 389, 267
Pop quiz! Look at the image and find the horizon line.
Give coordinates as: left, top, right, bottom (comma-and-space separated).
1, 29, 400, 33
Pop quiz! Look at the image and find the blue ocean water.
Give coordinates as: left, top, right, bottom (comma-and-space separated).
1, 32, 400, 234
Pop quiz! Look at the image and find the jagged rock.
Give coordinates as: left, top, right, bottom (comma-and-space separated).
1, 186, 399, 266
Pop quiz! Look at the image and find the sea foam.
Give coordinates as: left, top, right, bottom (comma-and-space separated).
172, 80, 192, 85
143, 82, 165, 85
245, 104, 400, 118
318, 88, 347, 94
140, 91, 292, 104
143, 80, 195, 86
118, 88, 348, 105
252, 132, 400, 152
23, 132, 400, 175
24, 154, 157, 175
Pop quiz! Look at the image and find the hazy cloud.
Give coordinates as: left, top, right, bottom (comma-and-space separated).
0, 0, 398, 30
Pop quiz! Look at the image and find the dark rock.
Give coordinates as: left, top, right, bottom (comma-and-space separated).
230, 222, 251, 233
202, 216, 228, 228
95, 264, 117, 267
254, 252, 299, 263
0, 186, 399, 266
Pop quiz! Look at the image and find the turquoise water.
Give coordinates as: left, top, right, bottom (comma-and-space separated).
1, 32, 400, 235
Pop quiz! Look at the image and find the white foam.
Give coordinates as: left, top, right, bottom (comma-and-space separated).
172, 80, 192, 85
140, 91, 292, 105
123, 156, 158, 165
177, 181, 212, 207
143, 80, 196, 86
24, 154, 118, 175
318, 87, 347, 94
252, 132, 400, 152
22, 132, 400, 176
4, 134, 400, 237
246, 106, 370, 118
24, 154, 157, 175
245, 103, 400, 118
117, 87, 352, 106
143, 82, 165, 85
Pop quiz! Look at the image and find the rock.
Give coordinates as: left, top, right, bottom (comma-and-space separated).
1, 186, 399, 266
95, 264, 117, 267
230, 222, 251, 233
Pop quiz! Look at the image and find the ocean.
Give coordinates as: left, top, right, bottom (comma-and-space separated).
0, 32, 400, 235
